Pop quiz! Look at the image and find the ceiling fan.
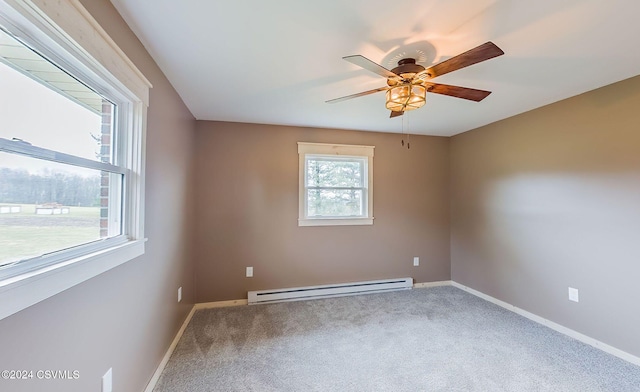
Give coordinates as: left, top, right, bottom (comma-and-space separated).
326, 41, 504, 118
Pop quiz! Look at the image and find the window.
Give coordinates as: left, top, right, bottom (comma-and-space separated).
0, 28, 124, 269
0, 0, 150, 320
298, 142, 374, 226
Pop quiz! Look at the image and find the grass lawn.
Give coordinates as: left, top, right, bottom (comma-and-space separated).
0, 203, 101, 266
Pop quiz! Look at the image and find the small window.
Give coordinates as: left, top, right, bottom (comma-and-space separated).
298, 142, 374, 226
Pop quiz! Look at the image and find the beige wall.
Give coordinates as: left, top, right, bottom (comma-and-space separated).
194, 122, 451, 301
450, 75, 640, 357
0, 1, 196, 391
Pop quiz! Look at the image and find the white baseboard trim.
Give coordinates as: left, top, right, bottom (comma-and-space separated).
144, 299, 247, 392
413, 280, 452, 289
195, 299, 248, 309
144, 306, 196, 392
451, 281, 640, 367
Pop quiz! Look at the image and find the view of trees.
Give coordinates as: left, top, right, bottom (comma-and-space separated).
0, 168, 100, 207
306, 158, 365, 217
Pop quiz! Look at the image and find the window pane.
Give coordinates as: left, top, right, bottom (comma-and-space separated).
0, 153, 122, 268
306, 157, 363, 187
0, 28, 114, 163
307, 189, 363, 217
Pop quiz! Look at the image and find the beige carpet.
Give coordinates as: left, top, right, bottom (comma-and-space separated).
154, 286, 640, 391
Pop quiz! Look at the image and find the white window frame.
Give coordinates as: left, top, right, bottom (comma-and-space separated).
0, 0, 151, 321
298, 142, 374, 227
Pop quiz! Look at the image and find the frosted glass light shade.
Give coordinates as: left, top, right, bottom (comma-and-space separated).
385, 84, 426, 112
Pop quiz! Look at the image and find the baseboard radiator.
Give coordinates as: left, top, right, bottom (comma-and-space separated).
248, 277, 413, 305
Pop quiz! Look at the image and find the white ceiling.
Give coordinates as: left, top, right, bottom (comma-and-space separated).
110, 0, 640, 136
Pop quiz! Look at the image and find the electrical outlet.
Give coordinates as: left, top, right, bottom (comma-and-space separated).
568, 287, 579, 302
102, 368, 112, 392
413, 257, 419, 267
246, 266, 253, 278
178, 286, 182, 303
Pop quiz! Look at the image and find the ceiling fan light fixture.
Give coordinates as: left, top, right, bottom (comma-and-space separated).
331, 42, 504, 117
385, 83, 426, 112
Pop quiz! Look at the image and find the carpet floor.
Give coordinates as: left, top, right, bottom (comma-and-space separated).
154, 286, 640, 391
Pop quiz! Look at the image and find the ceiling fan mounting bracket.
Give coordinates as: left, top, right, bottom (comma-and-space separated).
397, 58, 416, 66
390, 58, 425, 79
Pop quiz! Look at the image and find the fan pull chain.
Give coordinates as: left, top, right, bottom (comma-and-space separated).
401, 112, 407, 147
401, 113, 410, 149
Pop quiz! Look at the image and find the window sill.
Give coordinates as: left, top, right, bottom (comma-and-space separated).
298, 217, 374, 227
0, 239, 146, 321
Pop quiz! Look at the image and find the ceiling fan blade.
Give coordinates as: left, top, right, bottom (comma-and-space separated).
390, 110, 404, 118
424, 82, 492, 102
343, 55, 399, 79
422, 41, 504, 79
325, 87, 388, 104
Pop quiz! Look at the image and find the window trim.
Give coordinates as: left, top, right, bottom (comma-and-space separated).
0, 138, 128, 174
0, 0, 151, 321
298, 142, 374, 227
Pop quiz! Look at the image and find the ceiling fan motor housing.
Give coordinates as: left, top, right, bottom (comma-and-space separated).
388, 58, 426, 86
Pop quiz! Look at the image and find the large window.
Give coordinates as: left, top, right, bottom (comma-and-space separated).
0, 28, 123, 271
0, 0, 150, 320
298, 142, 374, 226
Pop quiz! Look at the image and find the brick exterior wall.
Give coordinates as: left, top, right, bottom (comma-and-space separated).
99, 101, 112, 238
